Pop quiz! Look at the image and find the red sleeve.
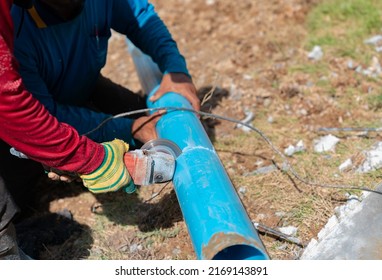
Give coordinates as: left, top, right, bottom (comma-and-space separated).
0, 0, 104, 174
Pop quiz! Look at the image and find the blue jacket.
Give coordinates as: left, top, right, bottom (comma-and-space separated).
11, 0, 189, 145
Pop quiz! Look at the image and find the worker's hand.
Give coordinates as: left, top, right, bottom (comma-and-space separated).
80, 139, 132, 193
131, 110, 164, 143
47, 170, 80, 183
149, 73, 200, 111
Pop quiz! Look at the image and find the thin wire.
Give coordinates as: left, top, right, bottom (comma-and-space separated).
143, 181, 171, 203
84, 107, 382, 195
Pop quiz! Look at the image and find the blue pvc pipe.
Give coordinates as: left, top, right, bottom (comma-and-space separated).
127, 39, 269, 259
147, 93, 269, 260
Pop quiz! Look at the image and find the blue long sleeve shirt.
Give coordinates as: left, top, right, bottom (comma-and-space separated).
11, 0, 189, 144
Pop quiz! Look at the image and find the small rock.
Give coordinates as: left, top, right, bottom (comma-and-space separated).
356, 142, 382, 173
308, 45, 323, 61
347, 60, 354, 69
298, 109, 308, 116
252, 165, 277, 175
364, 35, 382, 45
243, 74, 252, 80
278, 226, 298, 236
129, 244, 143, 253
284, 140, 305, 156
284, 145, 296, 157
339, 158, 353, 172
255, 160, 264, 166
238, 186, 247, 194
314, 134, 340, 153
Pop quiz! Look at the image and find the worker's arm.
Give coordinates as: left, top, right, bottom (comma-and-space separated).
111, 0, 188, 76
0, 34, 134, 191
0, 1, 130, 193
111, 0, 200, 110
12, 49, 137, 146
0, 1, 103, 173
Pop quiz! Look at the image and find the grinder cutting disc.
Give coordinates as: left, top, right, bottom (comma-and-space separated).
141, 139, 182, 158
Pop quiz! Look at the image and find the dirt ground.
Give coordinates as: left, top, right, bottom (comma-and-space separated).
17, 0, 382, 260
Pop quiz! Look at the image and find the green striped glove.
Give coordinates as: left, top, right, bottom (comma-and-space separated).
80, 139, 133, 193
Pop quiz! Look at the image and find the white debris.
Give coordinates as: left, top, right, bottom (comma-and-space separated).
284, 140, 305, 156
129, 244, 143, 253
243, 74, 252, 80
369, 56, 382, 74
255, 160, 264, 166
298, 108, 308, 116
278, 226, 298, 236
275, 211, 286, 218
339, 158, 353, 172
356, 142, 382, 173
238, 186, 247, 194
284, 145, 296, 156
376, 46, 382, 53
307, 45, 323, 61
314, 134, 340, 153
253, 164, 277, 175
347, 60, 354, 69
354, 56, 382, 78
235, 109, 255, 132
355, 65, 363, 73
364, 35, 382, 45
338, 141, 382, 173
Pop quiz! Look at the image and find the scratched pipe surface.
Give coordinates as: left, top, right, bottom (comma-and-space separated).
128, 40, 269, 260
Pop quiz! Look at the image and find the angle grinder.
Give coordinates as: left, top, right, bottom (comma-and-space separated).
123, 139, 181, 187
10, 139, 181, 190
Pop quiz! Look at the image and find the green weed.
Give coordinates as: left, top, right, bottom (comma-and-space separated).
367, 94, 382, 110
306, 0, 382, 59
